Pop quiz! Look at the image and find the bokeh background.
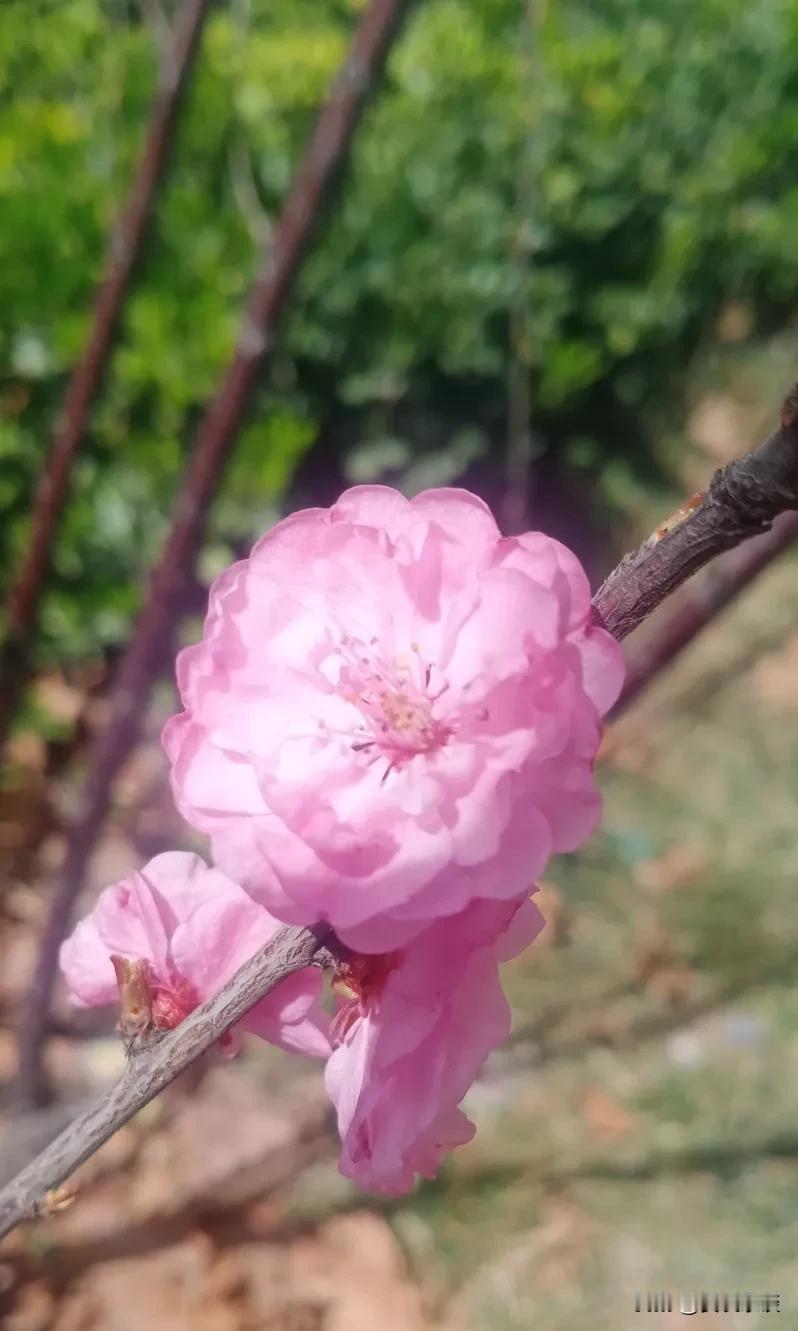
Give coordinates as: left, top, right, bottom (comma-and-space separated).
4, 0, 798, 1327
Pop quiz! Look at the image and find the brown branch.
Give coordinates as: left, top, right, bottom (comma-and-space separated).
611, 509, 798, 717
593, 384, 798, 641
0, 0, 210, 755
16, 0, 417, 1110
4, 384, 798, 1239
501, 0, 538, 536
0, 924, 332, 1241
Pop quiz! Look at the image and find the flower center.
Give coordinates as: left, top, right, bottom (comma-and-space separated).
330, 949, 400, 1046
151, 974, 198, 1031
111, 954, 200, 1037
337, 636, 451, 764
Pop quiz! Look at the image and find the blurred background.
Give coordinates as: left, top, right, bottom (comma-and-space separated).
4, 0, 798, 1327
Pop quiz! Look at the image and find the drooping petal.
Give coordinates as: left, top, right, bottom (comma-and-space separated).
326, 894, 537, 1194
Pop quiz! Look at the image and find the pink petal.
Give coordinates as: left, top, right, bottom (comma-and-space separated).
94, 871, 169, 972
244, 969, 331, 1058
409, 488, 500, 555
331, 484, 411, 533
171, 890, 278, 998
59, 915, 119, 1007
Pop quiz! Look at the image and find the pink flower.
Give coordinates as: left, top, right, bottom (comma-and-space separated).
325, 894, 544, 1194
59, 851, 331, 1058
164, 486, 623, 951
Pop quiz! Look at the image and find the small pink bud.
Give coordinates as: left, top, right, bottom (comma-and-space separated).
151, 980, 196, 1031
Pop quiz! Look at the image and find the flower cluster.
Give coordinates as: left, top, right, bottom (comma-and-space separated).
61, 486, 622, 1193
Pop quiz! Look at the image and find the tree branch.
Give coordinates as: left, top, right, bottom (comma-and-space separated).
16, 0, 417, 1111
0, 0, 210, 757
5, 399, 798, 1240
593, 384, 798, 641
611, 509, 798, 717
0, 924, 332, 1240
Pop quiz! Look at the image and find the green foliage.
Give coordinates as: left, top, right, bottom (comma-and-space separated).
3, 0, 798, 663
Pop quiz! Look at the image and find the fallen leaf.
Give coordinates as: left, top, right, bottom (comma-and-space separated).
634, 844, 706, 894
646, 965, 695, 1008
581, 1086, 634, 1141
632, 923, 677, 984
752, 632, 798, 710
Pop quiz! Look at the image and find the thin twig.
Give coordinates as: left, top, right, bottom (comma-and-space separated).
16, 0, 417, 1110
0, 0, 210, 757
502, 0, 539, 535
137, 0, 171, 50
612, 509, 798, 716
228, 137, 272, 244
593, 384, 798, 641
0, 925, 332, 1239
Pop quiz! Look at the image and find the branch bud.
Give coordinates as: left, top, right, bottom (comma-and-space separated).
110, 955, 154, 1045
